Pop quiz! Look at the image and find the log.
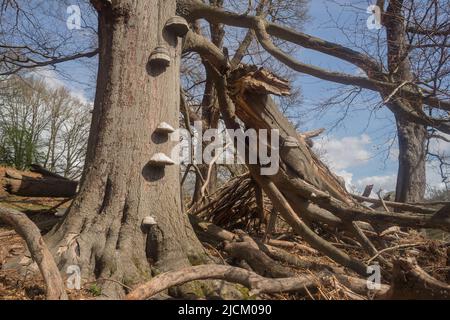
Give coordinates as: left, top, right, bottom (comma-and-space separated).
352, 194, 438, 214
190, 217, 390, 298
3, 170, 77, 197
0, 205, 68, 300
29, 164, 70, 180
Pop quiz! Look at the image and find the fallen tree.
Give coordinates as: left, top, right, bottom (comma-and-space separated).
182, 30, 450, 298
2, 167, 78, 198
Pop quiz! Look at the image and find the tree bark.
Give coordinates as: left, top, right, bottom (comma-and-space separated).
44, 0, 206, 298
394, 116, 427, 202
385, 0, 427, 202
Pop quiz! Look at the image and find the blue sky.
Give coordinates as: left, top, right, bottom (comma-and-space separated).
35, 0, 449, 195
287, 0, 449, 194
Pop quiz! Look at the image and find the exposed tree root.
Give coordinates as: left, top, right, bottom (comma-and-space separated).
0, 205, 68, 300
125, 265, 327, 300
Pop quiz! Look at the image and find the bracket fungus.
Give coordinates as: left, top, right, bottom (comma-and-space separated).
148, 153, 176, 167
155, 122, 175, 134
148, 46, 171, 68
164, 16, 189, 37
142, 216, 157, 227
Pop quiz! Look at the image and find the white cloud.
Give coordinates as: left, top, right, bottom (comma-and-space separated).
314, 134, 372, 170
354, 174, 397, 193
313, 133, 450, 195
426, 161, 448, 190
32, 69, 65, 89
335, 169, 354, 190
354, 67, 367, 76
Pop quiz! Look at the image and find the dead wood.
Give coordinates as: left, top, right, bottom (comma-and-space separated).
266, 239, 319, 255
192, 173, 268, 230
223, 240, 295, 277
191, 216, 330, 271
29, 164, 70, 181
3, 169, 77, 198
228, 65, 354, 205
0, 205, 68, 300
352, 194, 439, 214
250, 170, 368, 276
125, 265, 328, 300
384, 258, 450, 299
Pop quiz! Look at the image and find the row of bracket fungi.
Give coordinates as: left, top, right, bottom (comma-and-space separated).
148, 16, 188, 165
144, 16, 189, 228
148, 122, 176, 167
149, 16, 189, 68
143, 122, 177, 227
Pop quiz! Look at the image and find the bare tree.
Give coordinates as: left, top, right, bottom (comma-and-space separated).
0, 76, 91, 177
0, 76, 49, 169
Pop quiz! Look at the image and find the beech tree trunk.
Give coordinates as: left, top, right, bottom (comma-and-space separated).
385, 0, 427, 203
45, 0, 206, 298
394, 116, 427, 202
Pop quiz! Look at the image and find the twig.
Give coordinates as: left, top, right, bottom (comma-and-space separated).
367, 242, 425, 264
377, 190, 390, 212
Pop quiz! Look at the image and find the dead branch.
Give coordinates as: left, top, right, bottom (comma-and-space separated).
249, 169, 368, 276
125, 264, 327, 300
385, 258, 450, 299
223, 240, 295, 277
352, 194, 438, 214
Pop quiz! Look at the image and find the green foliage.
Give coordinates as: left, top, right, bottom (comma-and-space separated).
88, 283, 102, 297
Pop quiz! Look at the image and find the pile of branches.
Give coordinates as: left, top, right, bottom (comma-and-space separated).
128, 212, 449, 300
127, 65, 450, 300
191, 173, 272, 231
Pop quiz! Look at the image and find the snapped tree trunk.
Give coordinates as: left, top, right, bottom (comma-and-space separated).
44, 0, 206, 298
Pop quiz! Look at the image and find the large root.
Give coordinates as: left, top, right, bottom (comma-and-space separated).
0, 205, 68, 300
125, 265, 328, 300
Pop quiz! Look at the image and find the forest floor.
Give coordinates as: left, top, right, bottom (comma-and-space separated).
1, 216, 448, 299
1, 167, 450, 300
0, 193, 97, 300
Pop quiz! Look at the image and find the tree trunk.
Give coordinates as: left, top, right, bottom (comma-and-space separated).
45, 0, 206, 298
385, 0, 427, 203
394, 116, 427, 202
